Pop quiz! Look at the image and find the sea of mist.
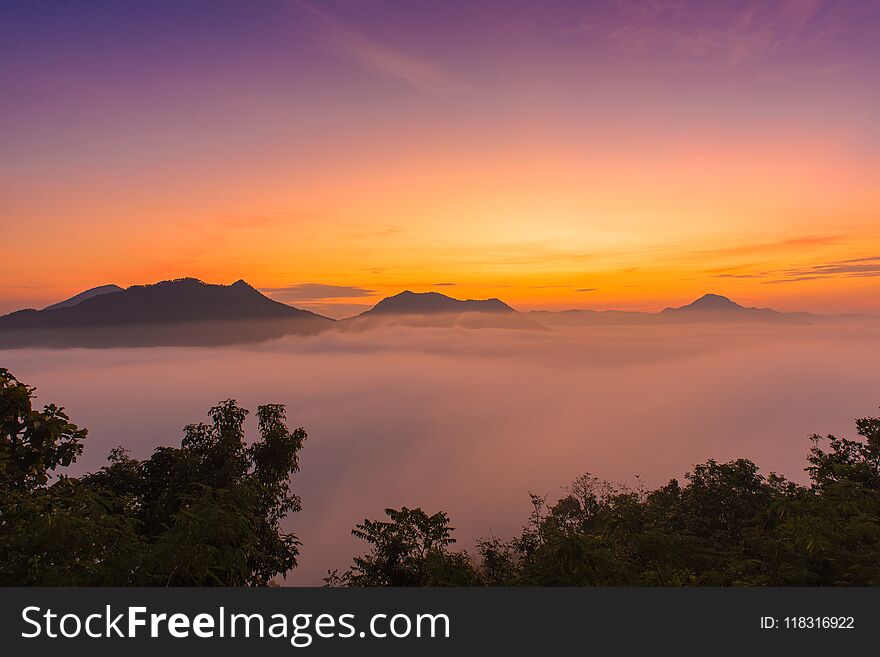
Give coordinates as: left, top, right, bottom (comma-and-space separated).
3, 320, 880, 584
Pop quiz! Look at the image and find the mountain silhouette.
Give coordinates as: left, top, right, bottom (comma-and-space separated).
43, 284, 123, 311
662, 293, 744, 313
344, 290, 546, 330
660, 293, 801, 322
532, 293, 809, 326
1, 283, 838, 346
362, 290, 515, 315
0, 278, 333, 347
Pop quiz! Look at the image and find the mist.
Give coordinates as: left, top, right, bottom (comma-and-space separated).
3, 320, 880, 584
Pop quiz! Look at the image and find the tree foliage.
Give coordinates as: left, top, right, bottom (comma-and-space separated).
333, 413, 880, 586
0, 368, 86, 493
327, 507, 479, 586
0, 368, 307, 586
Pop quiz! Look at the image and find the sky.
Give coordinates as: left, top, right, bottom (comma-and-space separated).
2, 0, 880, 316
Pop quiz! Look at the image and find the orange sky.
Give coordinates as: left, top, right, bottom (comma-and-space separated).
2, 1, 879, 316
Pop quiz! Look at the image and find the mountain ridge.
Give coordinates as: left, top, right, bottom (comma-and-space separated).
0, 278, 329, 329
2, 284, 866, 347
0, 278, 333, 347
531, 293, 811, 326
43, 284, 124, 311
662, 293, 776, 314
361, 290, 515, 316
659, 293, 799, 323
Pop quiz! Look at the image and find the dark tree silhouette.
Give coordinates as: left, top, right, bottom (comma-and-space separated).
0, 368, 308, 586
333, 415, 880, 586
326, 508, 478, 586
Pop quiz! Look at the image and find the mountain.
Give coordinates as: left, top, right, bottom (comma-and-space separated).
531, 294, 811, 326
43, 284, 123, 310
0, 278, 333, 347
1, 284, 841, 347
345, 290, 544, 330
660, 293, 803, 323
662, 293, 746, 313
363, 290, 515, 315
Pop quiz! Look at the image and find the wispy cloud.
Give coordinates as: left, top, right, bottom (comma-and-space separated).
570, 0, 826, 65
576, 288, 598, 293
762, 256, 880, 284
292, 1, 455, 93
342, 226, 404, 240
428, 240, 598, 269
261, 283, 376, 302
694, 234, 839, 261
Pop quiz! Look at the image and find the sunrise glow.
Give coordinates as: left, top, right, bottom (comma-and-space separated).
3, 0, 879, 316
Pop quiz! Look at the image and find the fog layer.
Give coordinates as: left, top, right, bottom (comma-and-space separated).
3, 321, 880, 584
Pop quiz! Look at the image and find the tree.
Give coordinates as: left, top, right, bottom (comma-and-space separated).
0, 368, 309, 586
335, 410, 880, 587
0, 368, 87, 493
328, 507, 479, 586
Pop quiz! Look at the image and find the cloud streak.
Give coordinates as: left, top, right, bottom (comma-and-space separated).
707, 254, 880, 285
293, 1, 455, 93
570, 0, 827, 65
261, 283, 376, 302
763, 256, 880, 284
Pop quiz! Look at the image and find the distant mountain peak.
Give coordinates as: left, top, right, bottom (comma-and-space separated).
662, 293, 746, 313
364, 290, 515, 315
393, 290, 428, 299
43, 284, 124, 311
656, 293, 802, 324
688, 293, 740, 308
1, 278, 332, 331
132, 277, 202, 290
